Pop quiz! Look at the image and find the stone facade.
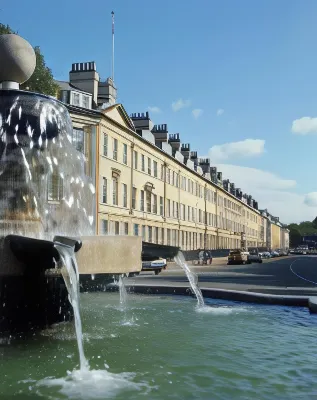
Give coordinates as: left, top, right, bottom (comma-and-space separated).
68, 104, 261, 251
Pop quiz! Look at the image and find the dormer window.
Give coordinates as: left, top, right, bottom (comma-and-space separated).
72, 92, 80, 106
82, 95, 90, 109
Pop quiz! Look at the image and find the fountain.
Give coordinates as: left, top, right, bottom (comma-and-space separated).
118, 275, 128, 310
0, 33, 179, 335
174, 251, 205, 308
1, 33, 317, 400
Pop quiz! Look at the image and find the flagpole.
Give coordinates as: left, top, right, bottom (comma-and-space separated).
111, 11, 115, 82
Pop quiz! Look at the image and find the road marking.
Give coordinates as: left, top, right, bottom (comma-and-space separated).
289, 259, 317, 285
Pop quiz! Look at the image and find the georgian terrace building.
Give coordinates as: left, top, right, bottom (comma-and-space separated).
260, 209, 289, 250
53, 61, 287, 251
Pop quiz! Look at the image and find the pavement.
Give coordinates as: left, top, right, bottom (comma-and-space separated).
126, 255, 317, 298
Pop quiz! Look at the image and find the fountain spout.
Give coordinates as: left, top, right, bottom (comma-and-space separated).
7, 234, 83, 273
53, 236, 83, 253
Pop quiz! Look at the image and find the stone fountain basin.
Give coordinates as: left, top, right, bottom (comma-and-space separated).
3, 234, 180, 276
1, 234, 143, 276
0, 234, 179, 334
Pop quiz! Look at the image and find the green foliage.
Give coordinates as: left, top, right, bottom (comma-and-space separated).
0, 23, 13, 34
289, 228, 302, 247
287, 218, 317, 248
287, 220, 317, 235
20, 47, 59, 96
0, 23, 59, 97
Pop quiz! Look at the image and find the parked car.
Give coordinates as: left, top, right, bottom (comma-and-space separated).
271, 251, 280, 257
227, 250, 249, 265
247, 250, 263, 264
261, 252, 271, 259
275, 249, 288, 256
141, 258, 167, 275
295, 246, 309, 255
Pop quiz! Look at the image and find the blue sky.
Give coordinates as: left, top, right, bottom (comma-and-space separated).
2, 0, 317, 222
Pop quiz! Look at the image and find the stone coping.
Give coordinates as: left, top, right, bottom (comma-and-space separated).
124, 283, 314, 310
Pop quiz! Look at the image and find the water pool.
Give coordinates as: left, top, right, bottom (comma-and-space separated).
0, 292, 316, 399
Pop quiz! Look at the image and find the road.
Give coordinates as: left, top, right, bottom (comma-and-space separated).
127, 256, 317, 296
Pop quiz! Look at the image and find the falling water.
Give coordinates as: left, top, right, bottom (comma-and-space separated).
55, 243, 88, 371
174, 251, 205, 308
118, 275, 128, 310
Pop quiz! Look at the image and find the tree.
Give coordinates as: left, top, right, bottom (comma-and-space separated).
287, 220, 317, 235
20, 47, 59, 96
287, 223, 299, 231
0, 24, 13, 34
289, 228, 302, 248
0, 23, 59, 97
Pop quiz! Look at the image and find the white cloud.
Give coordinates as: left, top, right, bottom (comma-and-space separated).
171, 98, 191, 112
215, 164, 296, 191
304, 192, 317, 207
291, 116, 317, 135
213, 163, 316, 223
148, 106, 161, 114
216, 108, 224, 116
208, 139, 265, 162
192, 109, 203, 119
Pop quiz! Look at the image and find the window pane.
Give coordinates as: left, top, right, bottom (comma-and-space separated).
153, 194, 157, 214
160, 196, 164, 216
140, 190, 144, 211
142, 225, 146, 240
112, 178, 118, 205
134, 151, 138, 169
113, 139, 118, 160
148, 157, 151, 175
73, 92, 80, 106
102, 220, 108, 234
123, 143, 127, 165
132, 187, 136, 209
155, 227, 159, 244
146, 191, 151, 213
83, 95, 90, 109
103, 134, 108, 156
72, 128, 84, 153
134, 224, 139, 236
102, 178, 107, 203
153, 161, 157, 177
122, 183, 127, 207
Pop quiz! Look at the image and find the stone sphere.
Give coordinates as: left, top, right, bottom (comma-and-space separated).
0, 34, 36, 84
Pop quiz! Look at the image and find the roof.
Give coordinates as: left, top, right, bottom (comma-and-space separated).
55, 80, 92, 96
101, 103, 135, 131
